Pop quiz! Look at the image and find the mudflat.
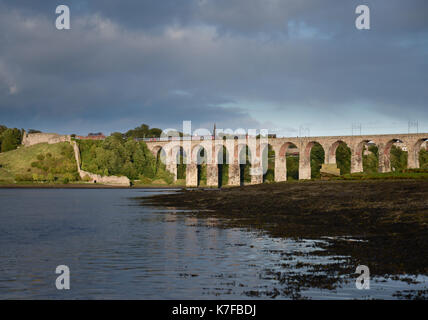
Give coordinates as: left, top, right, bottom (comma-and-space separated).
141, 180, 428, 298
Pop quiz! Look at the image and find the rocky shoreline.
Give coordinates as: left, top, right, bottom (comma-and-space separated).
139, 179, 428, 298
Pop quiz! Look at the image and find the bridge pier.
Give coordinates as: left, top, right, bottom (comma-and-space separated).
351, 152, 363, 173
206, 164, 218, 187
378, 145, 392, 173
186, 163, 198, 187
407, 145, 419, 169
274, 155, 287, 182
250, 162, 263, 184
166, 163, 178, 182
299, 156, 311, 180
228, 164, 240, 186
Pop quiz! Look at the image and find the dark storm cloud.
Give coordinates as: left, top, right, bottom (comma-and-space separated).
0, 0, 427, 135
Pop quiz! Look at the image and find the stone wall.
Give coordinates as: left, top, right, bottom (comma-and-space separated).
22, 132, 71, 146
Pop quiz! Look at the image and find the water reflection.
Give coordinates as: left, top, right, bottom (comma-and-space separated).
0, 188, 426, 299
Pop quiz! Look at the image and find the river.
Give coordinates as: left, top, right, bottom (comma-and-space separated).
0, 188, 426, 299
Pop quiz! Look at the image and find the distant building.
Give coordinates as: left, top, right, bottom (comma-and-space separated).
76, 132, 106, 140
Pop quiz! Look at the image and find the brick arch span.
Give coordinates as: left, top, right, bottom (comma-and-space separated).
327, 140, 349, 164
411, 137, 428, 169
299, 141, 326, 180
378, 138, 408, 173
272, 142, 299, 182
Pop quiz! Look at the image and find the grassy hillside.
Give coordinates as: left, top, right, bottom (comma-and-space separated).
0, 142, 79, 184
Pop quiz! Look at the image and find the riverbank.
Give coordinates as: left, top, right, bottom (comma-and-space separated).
140, 179, 428, 298
0, 183, 183, 189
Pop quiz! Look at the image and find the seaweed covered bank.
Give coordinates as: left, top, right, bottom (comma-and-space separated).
140, 180, 428, 298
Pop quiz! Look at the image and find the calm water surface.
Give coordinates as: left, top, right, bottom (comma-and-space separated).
0, 189, 426, 299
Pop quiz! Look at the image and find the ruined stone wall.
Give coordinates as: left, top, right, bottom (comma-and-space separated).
22, 132, 71, 147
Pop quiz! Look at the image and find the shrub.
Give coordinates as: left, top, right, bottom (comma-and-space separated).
63, 172, 77, 182
264, 169, 274, 182
155, 170, 174, 185
47, 173, 55, 182
138, 175, 152, 185
151, 179, 167, 185
15, 174, 33, 182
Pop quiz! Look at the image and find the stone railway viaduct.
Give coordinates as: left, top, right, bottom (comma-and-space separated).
145, 133, 428, 187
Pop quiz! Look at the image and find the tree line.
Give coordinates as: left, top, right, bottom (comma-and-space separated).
0, 126, 23, 153
77, 131, 173, 184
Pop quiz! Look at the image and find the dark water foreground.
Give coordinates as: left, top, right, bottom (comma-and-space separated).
141, 180, 428, 300
0, 187, 427, 299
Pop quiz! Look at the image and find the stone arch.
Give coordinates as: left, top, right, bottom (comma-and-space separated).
191, 144, 209, 165
381, 139, 408, 172
216, 145, 229, 187
276, 142, 299, 181
216, 142, 233, 166
261, 144, 275, 182
414, 138, 428, 151
354, 140, 378, 173
154, 146, 167, 174
279, 142, 295, 158
301, 141, 325, 179
413, 138, 428, 169
150, 145, 163, 157
191, 145, 208, 186
328, 141, 343, 164
238, 144, 252, 185
303, 141, 319, 158
171, 145, 186, 180
329, 140, 351, 175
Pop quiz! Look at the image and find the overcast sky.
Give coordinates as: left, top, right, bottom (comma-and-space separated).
0, 0, 427, 136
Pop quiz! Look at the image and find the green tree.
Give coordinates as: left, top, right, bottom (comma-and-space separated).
336, 143, 351, 175
77, 134, 173, 183
177, 149, 186, 180
419, 149, 428, 169
310, 143, 325, 178
239, 146, 251, 184
390, 145, 408, 172
0, 125, 7, 136
286, 156, 299, 180
363, 145, 379, 173
1, 128, 22, 152
262, 145, 275, 182
125, 124, 163, 139
218, 146, 228, 187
